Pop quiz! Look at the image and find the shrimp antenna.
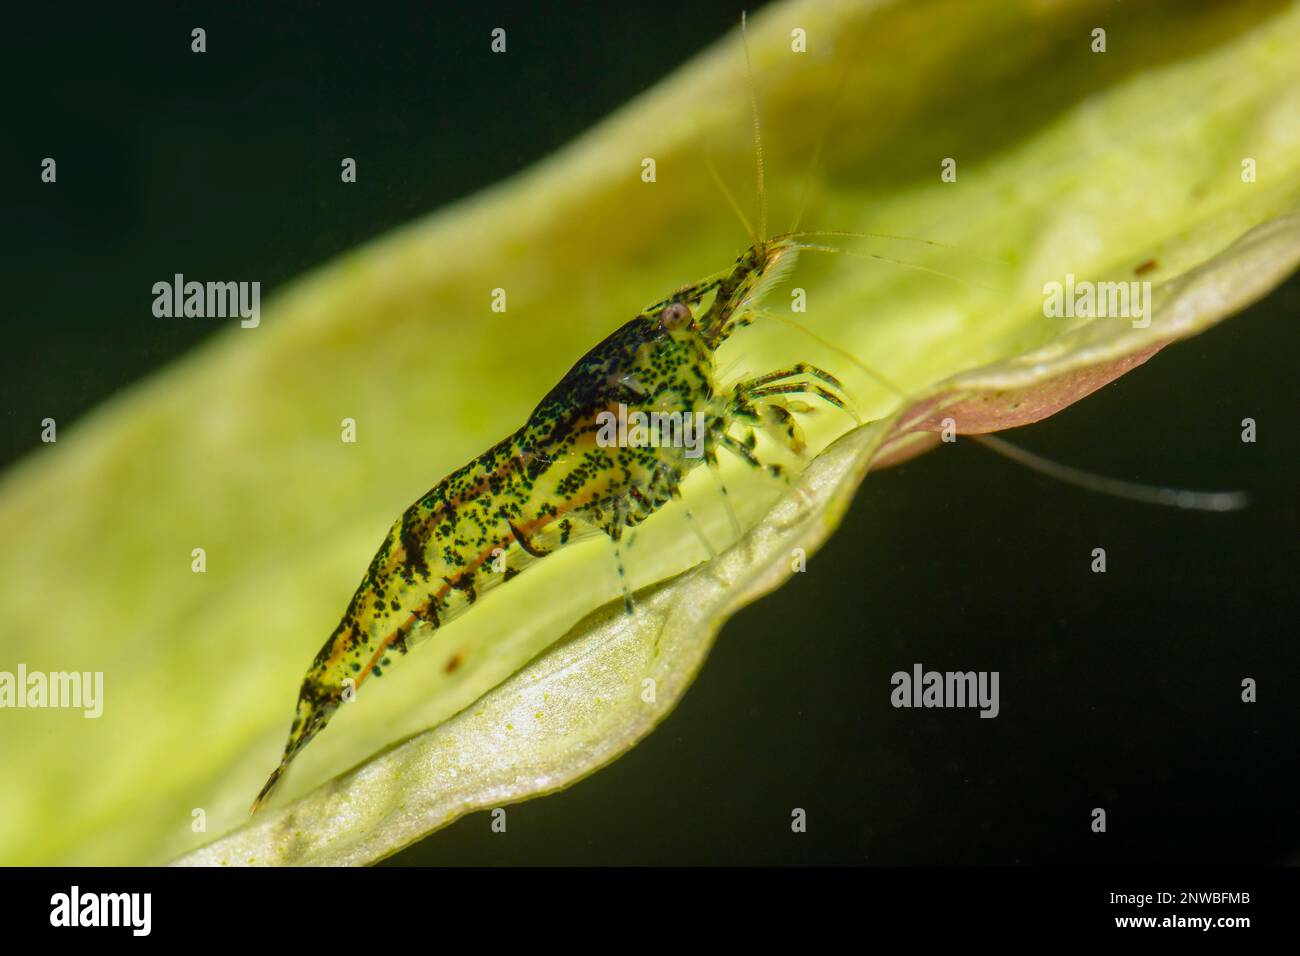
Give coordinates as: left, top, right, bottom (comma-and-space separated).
705, 147, 758, 250
750, 308, 1248, 512
789, 241, 995, 291
970, 435, 1248, 511
780, 22, 1006, 267
741, 11, 767, 247
788, 22, 861, 235
786, 230, 1011, 268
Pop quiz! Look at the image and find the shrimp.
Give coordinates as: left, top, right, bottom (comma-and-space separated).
252, 225, 855, 811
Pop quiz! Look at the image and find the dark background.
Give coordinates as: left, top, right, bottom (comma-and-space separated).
3, 2, 1296, 866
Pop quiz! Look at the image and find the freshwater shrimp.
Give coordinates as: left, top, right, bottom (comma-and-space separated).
250, 214, 863, 812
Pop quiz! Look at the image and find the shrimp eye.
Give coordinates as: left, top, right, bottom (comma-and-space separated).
659, 302, 692, 330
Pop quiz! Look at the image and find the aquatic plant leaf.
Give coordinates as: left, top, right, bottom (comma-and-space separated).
1, 0, 1297, 866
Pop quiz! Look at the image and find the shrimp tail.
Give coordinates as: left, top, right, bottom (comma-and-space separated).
250, 675, 342, 814
250, 765, 285, 815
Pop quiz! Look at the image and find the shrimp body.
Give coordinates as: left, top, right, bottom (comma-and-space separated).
253, 238, 847, 810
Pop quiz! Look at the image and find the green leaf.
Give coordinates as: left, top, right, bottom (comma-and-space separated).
2, 0, 1297, 866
